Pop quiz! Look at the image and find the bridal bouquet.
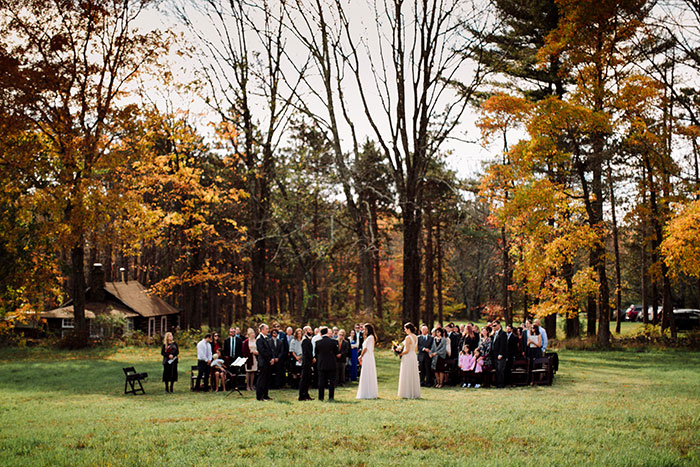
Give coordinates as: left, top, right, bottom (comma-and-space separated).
392, 340, 404, 356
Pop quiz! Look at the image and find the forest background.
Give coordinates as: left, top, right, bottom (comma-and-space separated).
2, 0, 700, 348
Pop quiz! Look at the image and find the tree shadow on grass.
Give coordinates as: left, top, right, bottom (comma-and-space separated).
0, 357, 165, 396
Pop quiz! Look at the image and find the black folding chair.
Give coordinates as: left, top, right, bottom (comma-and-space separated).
123, 366, 148, 395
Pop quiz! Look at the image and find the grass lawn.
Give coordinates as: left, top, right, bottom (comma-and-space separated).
0, 346, 699, 466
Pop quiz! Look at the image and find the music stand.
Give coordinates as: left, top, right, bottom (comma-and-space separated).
225, 357, 247, 397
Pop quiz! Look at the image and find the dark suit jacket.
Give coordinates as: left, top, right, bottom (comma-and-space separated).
337, 339, 350, 362
256, 334, 274, 369
491, 329, 508, 364
449, 331, 461, 358
417, 334, 434, 361
506, 332, 519, 360
315, 336, 338, 371
269, 337, 286, 360
222, 335, 242, 359
301, 336, 313, 368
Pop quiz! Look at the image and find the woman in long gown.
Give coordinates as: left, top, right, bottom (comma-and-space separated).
397, 322, 421, 399
356, 323, 378, 399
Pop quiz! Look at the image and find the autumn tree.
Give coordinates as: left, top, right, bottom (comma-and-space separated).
174, 0, 295, 318
331, 0, 491, 325
0, 0, 164, 344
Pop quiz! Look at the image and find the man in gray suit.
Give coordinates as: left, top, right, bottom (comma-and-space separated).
417, 325, 434, 387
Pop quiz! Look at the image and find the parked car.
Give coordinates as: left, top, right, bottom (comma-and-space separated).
625, 304, 642, 321
637, 306, 661, 322
672, 309, 700, 330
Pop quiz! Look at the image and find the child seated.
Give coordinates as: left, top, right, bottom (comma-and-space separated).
210, 353, 227, 392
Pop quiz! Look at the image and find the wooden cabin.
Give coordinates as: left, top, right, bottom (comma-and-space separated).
42, 264, 180, 338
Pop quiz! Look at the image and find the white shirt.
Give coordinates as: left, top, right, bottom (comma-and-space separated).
197, 339, 212, 361
311, 333, 322, 357
539, 327, 548, 352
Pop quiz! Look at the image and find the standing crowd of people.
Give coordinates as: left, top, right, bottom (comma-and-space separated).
417, 319, 549, 389
159, 318, 551, 397
178, 321, 369, 400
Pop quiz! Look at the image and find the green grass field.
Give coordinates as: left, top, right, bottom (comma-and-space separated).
0, 346, 698, 466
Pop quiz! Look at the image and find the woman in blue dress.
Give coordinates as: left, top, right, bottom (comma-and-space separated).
349, 329, 359, 382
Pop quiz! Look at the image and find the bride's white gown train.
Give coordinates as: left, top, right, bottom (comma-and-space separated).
397, 334, 421, 399
356, 335, 378, 399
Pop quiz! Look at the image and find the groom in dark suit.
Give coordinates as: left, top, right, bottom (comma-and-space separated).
314, 327, 339, 401
256, 324, 275, 401
491, 321, 508, 388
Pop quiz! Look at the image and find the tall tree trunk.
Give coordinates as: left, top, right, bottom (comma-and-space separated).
587, 256, 597, 337
71, 242, 88, 345
354, 261, 361, 316
641, 165, 649, 326
563, 260, 579, 338
501, 225, 512, 326
370, 201, 384, 318
402, 199, 422, 326
607, 161, 623, 334
436, 220, 444, 332
423, 215, 434, 328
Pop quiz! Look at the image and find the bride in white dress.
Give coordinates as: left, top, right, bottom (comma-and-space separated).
397, 322, 421, 399
356, 323, 379, 399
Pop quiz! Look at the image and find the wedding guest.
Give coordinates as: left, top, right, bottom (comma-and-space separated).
527, 323, 543, 359
223, 327, 243, 366
349, 329, 359, 382
447, 323, 461, 361
256, 323, 275, 401
468, 348, 484, 388
491, 320, 508, 388
195, 334, 213, 392
533, 318, 548, 354
242, 328, 258, 391
210, 332, 222, 356
271, 328, 288, 389
210, 353, 227, 392
514, 327, 526, 358
299, 326, 314, 401
312, 327, 322, 355
429, 328, 447, 388
208, 332, 224, 389
417, 325, 434, 387
336, 329, 350, 386
161, 332, 178, 393
355, 323, 364, 350
332, 327, 339, 339
458, 345, 474, 388
475, 326, 492, 372
461, 323, 480, 352
289, 328, 304, 388
506, 324, 519, 384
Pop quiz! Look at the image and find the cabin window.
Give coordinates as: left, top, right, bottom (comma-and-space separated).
161, 316, 167, 334
126, 318, 134, 332
148, 318, 155, 337
62, 318, 74, 329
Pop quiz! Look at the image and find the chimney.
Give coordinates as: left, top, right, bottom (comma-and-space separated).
88, 263, 105, 302
119, 267, 127, 283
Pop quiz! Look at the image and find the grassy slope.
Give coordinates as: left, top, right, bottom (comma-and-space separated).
0, 346, 698, 466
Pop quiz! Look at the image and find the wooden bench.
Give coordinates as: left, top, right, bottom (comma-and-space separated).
123, 367, 148, 395
509, 359, 530, 386
190, 365, 199, 391
531, 357, 553, 386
